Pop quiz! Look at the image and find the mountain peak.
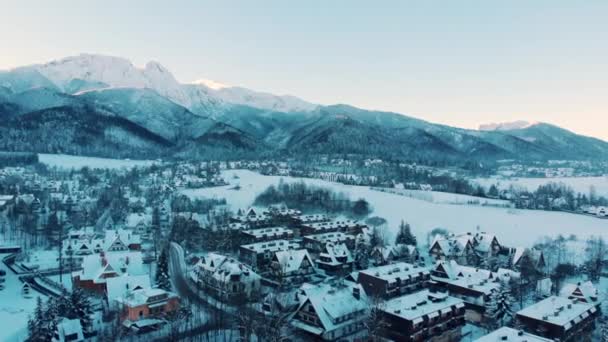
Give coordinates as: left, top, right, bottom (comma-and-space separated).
479, 120, 539, 131
190, 78, 230, 90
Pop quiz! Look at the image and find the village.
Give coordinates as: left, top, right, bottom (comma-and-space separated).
0, 159, 606, 342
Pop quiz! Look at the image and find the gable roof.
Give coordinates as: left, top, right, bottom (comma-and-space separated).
274, 249, 314, 274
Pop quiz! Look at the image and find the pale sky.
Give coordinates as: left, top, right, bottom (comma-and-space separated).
1, 0, 607, 140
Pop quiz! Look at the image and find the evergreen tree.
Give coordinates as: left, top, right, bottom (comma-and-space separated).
156, 245, 172, 291
395, 220, 417, 246
67, 288, 94, 333
485, 281, 515, 330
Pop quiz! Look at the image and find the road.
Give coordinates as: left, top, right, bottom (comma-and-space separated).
167, 243, 235, 335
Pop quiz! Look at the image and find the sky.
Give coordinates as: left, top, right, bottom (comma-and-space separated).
1, 1, 607, 140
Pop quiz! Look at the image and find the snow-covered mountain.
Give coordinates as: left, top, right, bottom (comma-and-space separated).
479, 120, 537, 131
1, 53, 608, 161
6, 53, 316, 115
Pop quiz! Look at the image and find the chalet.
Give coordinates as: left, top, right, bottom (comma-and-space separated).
239, 239, 300, 270
315, 243, 354, 276
72, 251, 145, 294
106, 274, 151, 310
125, 212, 151, 237
291, 282, 368, 341
62, 229, 142, 268
430, 260, 517, 322
429, 234, 477, 265
191, 252, 261, 302
302, 232, 356, 252
370, 244, 419, 266
510, 247, 546, 273
379, 290, 466, 342
515, 296, 600, 342
475, 327, 552, 342
559, 281, 599, 304
300, 219, 366, 236
357, 262, 430, 299
271, 249, 317, 286
117, 288, 180, 322
241, 226, 294, 243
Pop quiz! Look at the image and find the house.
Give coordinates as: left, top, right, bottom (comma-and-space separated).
239, 239, 300, 270
357, 262, 430, 299
106, 274, 152, 310
559, 281, 599, 304
429, 234, 478, 265
191, 252, 261, 302
315, 243, 354, 276
271, 249, 317, 286
72, 251, 145, 294
53, 318, 84, 342
475, 327, 552, 342
510, 247, 546, 273
300, 219, 366, 236
241, 226, 294, 243
117, 288, 180, 322
378, 290, 466, 342
430, 232, 504, 264
515, 296, 600, 342
370, 244, 419, 266
293, 214, 331, 226
430, 260, 509, 322
302, 232, 356, 252
291, 282, 368, 341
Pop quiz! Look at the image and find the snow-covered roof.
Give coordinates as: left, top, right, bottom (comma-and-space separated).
474, 327, 552, 342
243, 226, 293, 239
294, 282, 368, 334
559, 281, 598, 303
317, 243, 353, 266
76, 251, 145, 283
303, 231, 355, 244
274, 249, 314, 274
516, 296, 597, 328
240, 239, 299, 253
359, 262, 430, 282
194, 252, 261, 283
116, 287, 178, 307
432, 260, 500, 295
56, 318, 84, 341
106, 274, 151, 304
382, 290, 464, 321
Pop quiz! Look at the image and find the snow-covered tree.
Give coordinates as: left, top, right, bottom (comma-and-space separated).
156, 245, 172, 291
484, 281, 515, 330
395, 220, 417, 246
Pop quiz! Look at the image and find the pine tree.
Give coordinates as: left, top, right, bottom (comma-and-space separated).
66, 288, 93, 334
485, 281, 515, 330
156, 245, 172, 291
395, 220, 417, 246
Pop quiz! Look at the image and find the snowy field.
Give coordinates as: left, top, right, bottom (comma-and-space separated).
38, 153, 159, 170
374, 188, 511, 207
181, 170, 608, 248
0, 254, 47, 342
473, 176, 608, 197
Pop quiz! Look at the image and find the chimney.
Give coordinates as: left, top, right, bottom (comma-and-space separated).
353, 287, 360, 300
101, 256, 107, 267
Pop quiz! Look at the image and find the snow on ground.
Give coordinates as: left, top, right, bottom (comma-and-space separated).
48, 274, 73, 292
38, 153, 159, 170
473, 176, 608, 197
181, 170, 608, 248
374, 188, 511, 206
0, 254, 47, 342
